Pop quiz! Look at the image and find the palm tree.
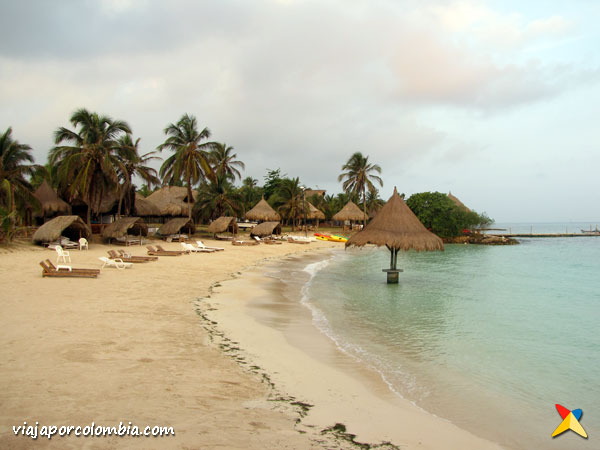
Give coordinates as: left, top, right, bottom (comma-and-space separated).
0, 127, 38, 235
116, 135, 161, 217
194, 174, 242, 222
338, 152, 383, 226
210, 143, 245, 181
158, 114, 215, 218
239, 176, 262, 214
271, 177, 304, 230
49, 108, 131, 224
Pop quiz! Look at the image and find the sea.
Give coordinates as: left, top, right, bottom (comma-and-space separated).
279, 222, 600, 450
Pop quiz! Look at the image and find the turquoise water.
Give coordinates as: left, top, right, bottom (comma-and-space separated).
302, 237, 600, 449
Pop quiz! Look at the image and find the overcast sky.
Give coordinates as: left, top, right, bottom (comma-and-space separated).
1, 0, 599, 222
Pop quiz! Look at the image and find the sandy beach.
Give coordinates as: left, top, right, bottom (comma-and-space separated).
1, 238, 502, 449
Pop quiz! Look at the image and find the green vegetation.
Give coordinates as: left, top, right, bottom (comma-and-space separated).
405, 191, 492, 238
1, 106, 497, 243
338, 152, 383, 226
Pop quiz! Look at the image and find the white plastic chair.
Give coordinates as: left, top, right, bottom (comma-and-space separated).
55, 245, 71, 263
98, 256, 133, 270
79, 237, 89, 251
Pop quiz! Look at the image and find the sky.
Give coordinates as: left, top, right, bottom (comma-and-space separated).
1, 0, 599, 222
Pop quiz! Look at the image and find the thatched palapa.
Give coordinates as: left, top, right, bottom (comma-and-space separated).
102, 217, 148, 242
245, 197, 280, 222
207, 216, 238, 235
33, 180, 71, 218
134, 193, 161, 216
250, 222, 282, 237
448, 192, 471, 212
158, 218, 196, 236
32, 215, 91, 245
146, 186, 197, 216
306, 202, 325, 220
346, 187, 443, 283
332, 200, 368, 222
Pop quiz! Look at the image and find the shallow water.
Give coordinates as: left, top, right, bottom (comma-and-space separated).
295, 237, 600, 449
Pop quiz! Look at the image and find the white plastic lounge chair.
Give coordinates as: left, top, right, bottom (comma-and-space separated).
196, 240, 224, 251
55, 245, 71, 263
182, 242, 215, 253
98, 256, 133, 270
79, 237, 89, 250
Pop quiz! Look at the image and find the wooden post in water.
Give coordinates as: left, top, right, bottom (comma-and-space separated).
383, 246, 403, 284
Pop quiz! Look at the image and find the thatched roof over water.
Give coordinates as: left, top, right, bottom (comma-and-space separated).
448, 192, 471, 212
245, 198, 280, 222
158, 217, 196, 236
32, 215, 91, 244
250, 221, 282, 237
146, 186, 197, 216
346, 187, 444, 252
332, 200, 368, 222
134, 193, 161, 216
33, 180, 70, 217
207, 216, 238, 234
102, 217, 148, 240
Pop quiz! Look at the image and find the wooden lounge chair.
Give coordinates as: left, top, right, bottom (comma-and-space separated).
146, 245, 182, 256
45, 260, 101, 276
107, 250, 149, 263
114, 249, 158, 262
156, 244, 188, 255
40, 261, 98, 278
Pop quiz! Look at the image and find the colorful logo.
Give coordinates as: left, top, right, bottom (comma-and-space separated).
552, 404, 587, 439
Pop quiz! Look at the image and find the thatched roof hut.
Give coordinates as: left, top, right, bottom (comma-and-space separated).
245, 197, 281, 222
207, 216, 238, 235
332, 201, 368, 222
146, 186, 197, 216
250, 221, 282, 237
32, 215, 91, 245
306, 202, 325, 220
448, 192, 471, 212
101, 217, 148, 242
33, 180, 71, 218
346, 188, 443, 283
134, 193, 161, 217
158, 217, 196, 236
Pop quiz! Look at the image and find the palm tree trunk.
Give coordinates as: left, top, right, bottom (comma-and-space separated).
362, 185, 367, 228
186, 181, 193, 219
117, 185, 124, 219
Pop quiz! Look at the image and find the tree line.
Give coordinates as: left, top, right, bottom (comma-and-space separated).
1, 107, 491, 240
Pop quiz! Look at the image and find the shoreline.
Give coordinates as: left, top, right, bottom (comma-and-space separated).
201, 249, 506, 450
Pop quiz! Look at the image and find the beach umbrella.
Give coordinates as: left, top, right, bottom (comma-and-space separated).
332, 200, 368, 230
207, 216, 238, 236
250, 221, 282, 237
346, 187, 444, 283
32, 215, 91, 245
158, 217, 196, 236
244, 197, 281, 222
101, 217, 148, 245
